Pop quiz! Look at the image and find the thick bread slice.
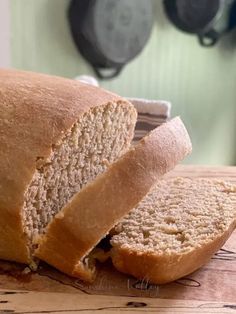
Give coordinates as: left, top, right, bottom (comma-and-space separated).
35, 117, 192, 281
111, 178, 236, 284
0, 68, 136, 264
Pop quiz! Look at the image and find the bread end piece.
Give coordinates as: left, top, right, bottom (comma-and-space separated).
111, 177, 236, 284
111, 221, 236, 284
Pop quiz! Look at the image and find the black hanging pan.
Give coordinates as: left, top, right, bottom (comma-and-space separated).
163, 0, 236, 47
68, 0, 153, 79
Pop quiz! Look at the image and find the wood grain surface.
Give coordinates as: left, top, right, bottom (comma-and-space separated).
0, 165, 235, 313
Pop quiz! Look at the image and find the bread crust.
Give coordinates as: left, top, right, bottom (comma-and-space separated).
35, 117, 192, 280
111, 221, 236, 284
0, 68, 135, 263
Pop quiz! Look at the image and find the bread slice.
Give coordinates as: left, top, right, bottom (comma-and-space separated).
0, 69, 137, 264
111, 177, 236, 284
35, 117, 192, 281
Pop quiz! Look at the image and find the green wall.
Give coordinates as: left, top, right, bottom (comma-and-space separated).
11, 0, 236, 164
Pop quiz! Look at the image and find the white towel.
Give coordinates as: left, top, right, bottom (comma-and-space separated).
127, 98, 170, 142
75, 75, 99, 87
75, 75, 171, 142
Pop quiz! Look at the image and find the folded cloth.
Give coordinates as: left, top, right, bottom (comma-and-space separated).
127, 98, 170, 142
75, 76, 171, 142
75, 75, 99, 87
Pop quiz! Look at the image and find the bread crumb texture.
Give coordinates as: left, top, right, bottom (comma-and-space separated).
23, 103, 135, 246
111, 178, 236, 254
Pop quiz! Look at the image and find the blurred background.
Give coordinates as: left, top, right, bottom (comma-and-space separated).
0, 0, 235, 165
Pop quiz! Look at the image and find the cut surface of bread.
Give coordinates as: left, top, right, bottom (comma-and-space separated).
111, 177, 236, 284
0, 68, 137, 264
35, 117, 192, 282
23, 103, 135, 251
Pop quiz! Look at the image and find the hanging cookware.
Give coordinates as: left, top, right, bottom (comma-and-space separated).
163, 0, 236, 47
68, 0, 153, 79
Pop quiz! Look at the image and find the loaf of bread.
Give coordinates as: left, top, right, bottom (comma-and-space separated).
0, 69, 137, 264
35, 117, 192, 281
111, 177, 236, 284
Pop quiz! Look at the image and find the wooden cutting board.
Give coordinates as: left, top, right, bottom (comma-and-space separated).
0, 165, 236, 313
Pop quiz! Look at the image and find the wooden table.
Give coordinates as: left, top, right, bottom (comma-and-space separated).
0, 165, 236, 313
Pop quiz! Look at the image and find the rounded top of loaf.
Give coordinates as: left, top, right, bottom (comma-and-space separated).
0, 68, 136, 210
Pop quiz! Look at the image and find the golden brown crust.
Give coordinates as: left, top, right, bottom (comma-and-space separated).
111, 221, 236, 284
35, 117, 192, 280
0, 68, 134, 263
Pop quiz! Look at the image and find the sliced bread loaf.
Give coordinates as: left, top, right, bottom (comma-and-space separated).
0, 69, 137, 264
35, 117, 192, 281
111, 177, 236, 284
